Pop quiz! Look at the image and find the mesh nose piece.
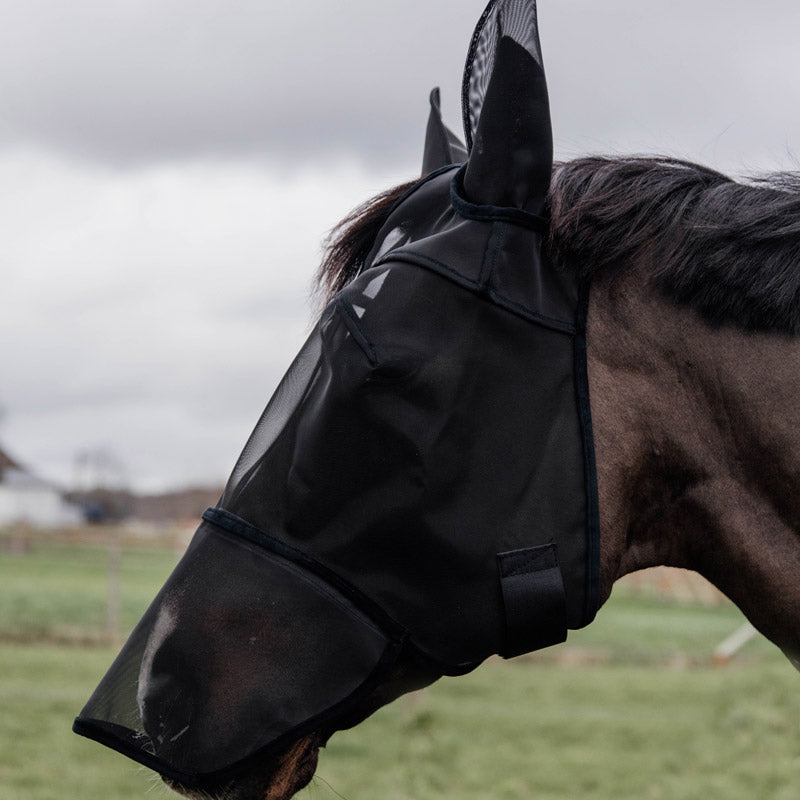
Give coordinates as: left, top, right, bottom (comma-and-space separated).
73, 519, 401, 782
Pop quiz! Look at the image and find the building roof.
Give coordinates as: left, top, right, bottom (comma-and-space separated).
0, 445, 49, 489
0, 446, 22, 482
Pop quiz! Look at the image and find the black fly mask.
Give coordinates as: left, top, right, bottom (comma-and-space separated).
74, 0, 600, 784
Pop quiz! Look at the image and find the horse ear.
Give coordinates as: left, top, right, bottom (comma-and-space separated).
422, 88, 468, 176
461, 0, 552, 216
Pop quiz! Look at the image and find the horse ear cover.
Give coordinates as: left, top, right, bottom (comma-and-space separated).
422, 87, 468, 175
73, 0, 600, 784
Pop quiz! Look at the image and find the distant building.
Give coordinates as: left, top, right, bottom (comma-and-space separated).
0, 446, 82, 527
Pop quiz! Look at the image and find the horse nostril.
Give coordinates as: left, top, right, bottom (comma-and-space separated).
138, 670, 193, 750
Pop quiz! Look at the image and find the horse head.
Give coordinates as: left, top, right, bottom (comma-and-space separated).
74, 1, 800, 798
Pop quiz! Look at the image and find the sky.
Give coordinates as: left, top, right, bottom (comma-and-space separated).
2, 0, 800, 492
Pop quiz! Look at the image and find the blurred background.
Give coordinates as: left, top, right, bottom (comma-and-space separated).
2, 2, 800, 799
2, 0, 800, 497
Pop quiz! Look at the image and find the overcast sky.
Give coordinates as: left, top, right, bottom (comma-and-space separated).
2, 0, 800, 492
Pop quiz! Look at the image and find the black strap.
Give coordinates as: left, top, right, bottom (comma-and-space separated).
497, 543, 567, 658
450, 165, 549, 234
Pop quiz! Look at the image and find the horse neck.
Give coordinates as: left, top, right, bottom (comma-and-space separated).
587, 267, 800, 660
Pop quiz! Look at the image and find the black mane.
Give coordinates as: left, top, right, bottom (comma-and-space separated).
320, 156, 800, 334
548, 156, 800, 334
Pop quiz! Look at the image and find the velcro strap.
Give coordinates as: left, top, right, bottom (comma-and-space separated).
497, 543, 567, 658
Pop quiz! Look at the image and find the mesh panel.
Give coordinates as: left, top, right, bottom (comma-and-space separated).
222, 331, 323, 508
76, 520, 392, 778
463, 0, 543, 149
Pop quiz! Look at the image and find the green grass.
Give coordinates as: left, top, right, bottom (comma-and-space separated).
2, 639, 798, 800
0, 643, 162, 800
549, 590, 778, 664
300, 658, 800, 800
0, 538, 179, 641
1, 537, 798, 800
294, 597, 798, 800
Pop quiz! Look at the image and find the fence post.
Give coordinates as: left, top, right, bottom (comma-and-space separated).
712, 621, 757, 665
107, 534, 122, 643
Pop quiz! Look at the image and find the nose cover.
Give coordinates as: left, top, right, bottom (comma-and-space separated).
74, 0, 599, 785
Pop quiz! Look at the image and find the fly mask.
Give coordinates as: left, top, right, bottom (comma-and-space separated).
74, 0, 600, 784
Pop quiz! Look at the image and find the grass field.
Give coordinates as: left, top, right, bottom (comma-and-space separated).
0, 534, 180, 643
2, 532, 799, 800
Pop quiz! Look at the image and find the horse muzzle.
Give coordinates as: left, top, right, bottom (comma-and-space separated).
73, 518, 401, 783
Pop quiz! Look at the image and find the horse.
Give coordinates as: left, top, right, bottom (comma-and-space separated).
151, 153, 800, 800
74, 2, 800, 798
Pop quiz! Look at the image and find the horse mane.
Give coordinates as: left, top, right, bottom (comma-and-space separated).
549, 156, 800, 334
316, 181, 416, 303
319, 156, 800, 334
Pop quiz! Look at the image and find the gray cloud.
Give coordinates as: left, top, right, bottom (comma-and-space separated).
3, 1, 800, 491
1, 1, 799, 173
0, 0, 483, 167
542, 0, 800, 174
0, 152, 391, 489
